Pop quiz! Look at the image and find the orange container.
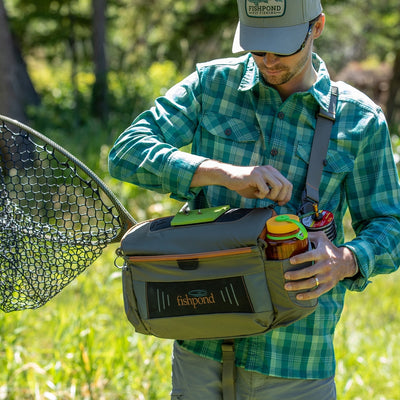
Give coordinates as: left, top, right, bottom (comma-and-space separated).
265, 214, 309, 260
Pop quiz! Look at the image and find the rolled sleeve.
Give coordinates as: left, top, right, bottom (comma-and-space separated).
162, 151, 208, 201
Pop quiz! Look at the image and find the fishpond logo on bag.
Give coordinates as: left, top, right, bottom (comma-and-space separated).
146, 277, 254, 318
177, 291, 216, 309
246, 0, 285, 17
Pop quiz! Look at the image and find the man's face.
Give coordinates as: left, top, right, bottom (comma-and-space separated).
252, 35, 313, 88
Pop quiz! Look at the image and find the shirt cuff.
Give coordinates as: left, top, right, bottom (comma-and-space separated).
339, 242, 371, 292
162, 150, 208, 202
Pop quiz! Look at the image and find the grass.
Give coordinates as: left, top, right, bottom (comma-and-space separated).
334, 272, 400, 400
0, 244, 173, 400
1, 243, 400, 399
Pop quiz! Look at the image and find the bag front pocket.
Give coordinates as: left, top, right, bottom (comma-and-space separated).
123, 246, 275, 340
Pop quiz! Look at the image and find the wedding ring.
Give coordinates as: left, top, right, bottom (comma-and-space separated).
315, 276, 320, 288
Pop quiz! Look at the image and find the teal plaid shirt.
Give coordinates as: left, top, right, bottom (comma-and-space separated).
109, 54, 400, 379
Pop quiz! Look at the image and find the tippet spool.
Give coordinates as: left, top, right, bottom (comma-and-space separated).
301, 210, 337, 241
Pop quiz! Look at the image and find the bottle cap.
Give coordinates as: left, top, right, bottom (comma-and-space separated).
266, 214, 308, 240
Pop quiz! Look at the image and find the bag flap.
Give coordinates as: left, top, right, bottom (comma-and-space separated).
120, 207, 274, 256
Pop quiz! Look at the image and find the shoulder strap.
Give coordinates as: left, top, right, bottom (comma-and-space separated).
298, 85, 338, 216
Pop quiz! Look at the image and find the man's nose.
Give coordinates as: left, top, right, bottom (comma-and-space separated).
262, 53, 281, 66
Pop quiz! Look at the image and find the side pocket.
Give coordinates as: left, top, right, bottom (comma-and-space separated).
264, 259, 318, 329
122, 266, 151, 335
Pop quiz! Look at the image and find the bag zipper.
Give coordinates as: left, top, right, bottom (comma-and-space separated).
126, 247, 253, 263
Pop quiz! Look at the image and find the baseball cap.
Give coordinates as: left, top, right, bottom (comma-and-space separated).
232, 0, 322, 54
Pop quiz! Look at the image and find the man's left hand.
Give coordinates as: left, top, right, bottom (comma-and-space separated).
284, 231, 359, 300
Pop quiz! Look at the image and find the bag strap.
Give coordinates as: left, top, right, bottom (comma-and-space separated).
222, 340, 236, 400
298, 85, 338, 216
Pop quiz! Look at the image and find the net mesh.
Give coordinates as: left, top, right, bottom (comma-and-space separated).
0, 118, 134, 312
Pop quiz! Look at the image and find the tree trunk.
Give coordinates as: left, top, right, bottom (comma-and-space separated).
0, 0, 39, 123
91, 0, 108, 123
386, 49, 400, 126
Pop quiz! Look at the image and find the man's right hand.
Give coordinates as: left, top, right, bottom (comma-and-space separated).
190, 160, 292, 206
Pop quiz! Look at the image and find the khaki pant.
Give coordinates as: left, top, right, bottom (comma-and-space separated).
171, 342, 336, 400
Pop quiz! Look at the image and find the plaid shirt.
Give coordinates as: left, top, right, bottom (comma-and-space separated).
109, 54, 400, 379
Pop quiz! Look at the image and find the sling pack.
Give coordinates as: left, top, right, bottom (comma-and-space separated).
118, 206, 317, 340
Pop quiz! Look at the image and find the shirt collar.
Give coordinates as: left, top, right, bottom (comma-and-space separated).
310, 54, 333, 113
238, 53, 333, 112
238, 54, 260, 92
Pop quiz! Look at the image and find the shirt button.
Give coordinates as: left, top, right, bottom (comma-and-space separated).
224, 128, 232, 136
270, 149, 278, 156
277, 112, 285, 119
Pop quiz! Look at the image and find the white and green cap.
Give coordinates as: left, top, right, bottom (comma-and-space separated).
232, 0, 322, 54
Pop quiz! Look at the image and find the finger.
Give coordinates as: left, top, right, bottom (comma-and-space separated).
284, 276, 319, 292
275, 178, 293, 205
250, 166, 292, 203
284, 263, 319, 281
255, 179, 273, 199
287, 277, 328, 301
296, 287, 323, 301
289, 231, 330, 266
289, 248, 319, 266
253, 174, 280, 199
264, 175, 292, 204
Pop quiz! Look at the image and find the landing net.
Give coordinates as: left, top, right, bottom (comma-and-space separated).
0, 116, 135, 312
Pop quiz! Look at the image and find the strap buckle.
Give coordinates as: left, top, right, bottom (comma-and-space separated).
298, 188, 318, 216
318, 107, 336, 122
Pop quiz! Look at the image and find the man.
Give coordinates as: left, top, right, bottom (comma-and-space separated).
109, 0, 400, 398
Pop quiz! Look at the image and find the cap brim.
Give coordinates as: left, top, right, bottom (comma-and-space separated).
232, 21, 309, 54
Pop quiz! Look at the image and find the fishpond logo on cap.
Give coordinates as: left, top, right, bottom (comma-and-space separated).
246, 0, 286, 17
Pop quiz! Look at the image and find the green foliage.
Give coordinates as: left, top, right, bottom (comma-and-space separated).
6, 0, 92, 62
24, 55, 185, 221
5, 0, 400, 130
390, 129, 400, 167
315, 0, 400, 73
25, 57, 183, 161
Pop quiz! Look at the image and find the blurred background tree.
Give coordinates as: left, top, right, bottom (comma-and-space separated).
1, 0, 399, 217
0, 0, 39, 122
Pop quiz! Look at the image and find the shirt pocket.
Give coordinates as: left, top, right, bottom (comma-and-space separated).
296, 143, 355, 174
296, 143, 355, 207
198, 112, 263, 165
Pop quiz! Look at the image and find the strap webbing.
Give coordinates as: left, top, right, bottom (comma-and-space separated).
299, 86, 338, 215
221, 340, 236, 400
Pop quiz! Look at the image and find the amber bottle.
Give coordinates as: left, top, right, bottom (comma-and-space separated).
265, 214, 309, 260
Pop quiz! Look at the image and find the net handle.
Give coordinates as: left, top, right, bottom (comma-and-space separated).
0, 114, 137, 242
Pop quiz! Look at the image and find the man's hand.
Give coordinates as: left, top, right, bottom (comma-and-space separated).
284, 231, 359, 300
190, 160, 292, 206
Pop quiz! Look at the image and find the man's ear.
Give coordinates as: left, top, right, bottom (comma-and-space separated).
313, 13, 325, 39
